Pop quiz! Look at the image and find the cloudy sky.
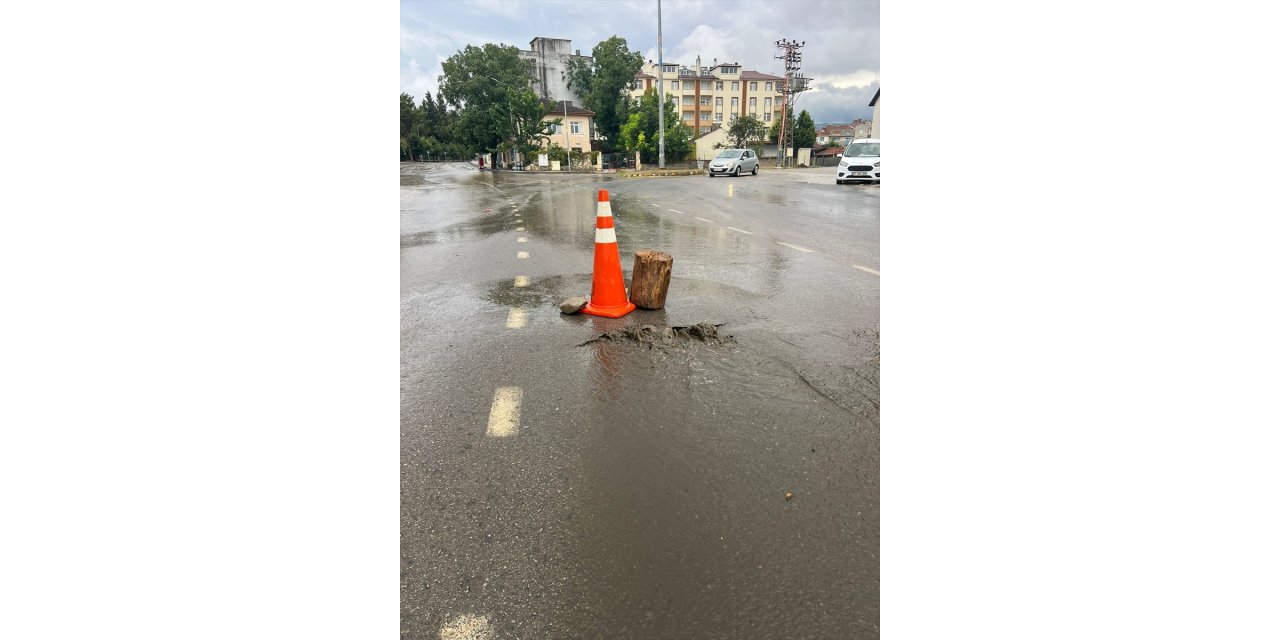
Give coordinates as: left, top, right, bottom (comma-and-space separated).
401, 0, 879, 125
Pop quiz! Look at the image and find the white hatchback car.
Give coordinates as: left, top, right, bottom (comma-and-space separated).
836, 138, 880, 184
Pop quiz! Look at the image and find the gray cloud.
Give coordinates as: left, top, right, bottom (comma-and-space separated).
400, 0, 878, 124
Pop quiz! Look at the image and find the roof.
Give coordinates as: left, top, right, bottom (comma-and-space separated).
869, 88, 879, 106
815, 147, 844, 157
741, 70, 783, 80
543, 101, 595, 117
635, 72, 655, 79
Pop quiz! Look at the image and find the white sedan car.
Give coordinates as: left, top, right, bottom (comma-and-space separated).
836, 138, 880, 184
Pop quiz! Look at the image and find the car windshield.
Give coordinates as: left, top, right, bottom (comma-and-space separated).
844, 142, 879, 157
716, 150, 741, 158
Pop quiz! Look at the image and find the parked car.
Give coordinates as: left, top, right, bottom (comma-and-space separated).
836, 138, 880, 184
708, 148, 759, 177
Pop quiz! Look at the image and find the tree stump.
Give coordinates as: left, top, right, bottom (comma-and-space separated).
630, 249, 673, 309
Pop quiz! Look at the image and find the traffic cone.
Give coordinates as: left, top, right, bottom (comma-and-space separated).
582, 189, 636, 318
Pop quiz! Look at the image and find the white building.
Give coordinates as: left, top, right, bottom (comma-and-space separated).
517, 37, 592, 106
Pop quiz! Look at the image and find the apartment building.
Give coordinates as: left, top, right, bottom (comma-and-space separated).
629, 59, 785, 136
517, 37, 591, 106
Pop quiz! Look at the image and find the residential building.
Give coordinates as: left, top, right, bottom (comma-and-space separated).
518, 37, 592, 106
869, 88, 880, 138
539, 101, 595, 154
817, 120, 874, 146
629, 58, 785, 136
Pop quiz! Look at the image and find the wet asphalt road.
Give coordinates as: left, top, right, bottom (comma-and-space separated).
401, 162, 879, 639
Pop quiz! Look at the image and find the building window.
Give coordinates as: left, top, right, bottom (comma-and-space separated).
765, 82, 772, 92
663, 65, 676, 73
764, 113, 770, 122
682, 111, 692, 120
571, 122, 581, 134
683, 96, 693, 105
731, 97, 738, 112
750, 82, 758, 91
702, 80, 711, 90
715, 112, 723, 122
716, 81, 723, 90
552, 123, 562, 134
764, 97, 771, 111
749, 97, 757, 112
682, 80, 693, 90
700, 97, 710, 106
671, 80, 679, 90
731, 81, 739, 91
715, 97, 722, 108
632, 80, 641, 91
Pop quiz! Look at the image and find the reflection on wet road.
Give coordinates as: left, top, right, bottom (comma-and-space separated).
402, 161, 879, 639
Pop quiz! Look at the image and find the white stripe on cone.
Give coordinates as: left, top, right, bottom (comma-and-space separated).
596, 201, 612, 217
594, 227, 617, 243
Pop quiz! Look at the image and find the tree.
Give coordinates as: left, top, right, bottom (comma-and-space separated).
439, 43, 537, 154
508, 92, 560, 160
565, 36, 644, 152
768, 107, 817, 161
793, 110, 817, 149
620, 88, 692, 162
726, 113, 767, 148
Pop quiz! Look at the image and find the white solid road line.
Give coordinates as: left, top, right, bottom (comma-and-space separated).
777, 241, 814, 253
694, 217, 713, 223
505, 308, 527, 329
668, 208, 684, 214
486, 387, 522, 437
853, 265, 880, 276
725, 226, 754, 235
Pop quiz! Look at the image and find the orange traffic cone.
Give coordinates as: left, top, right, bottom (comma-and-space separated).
582, 189, 636, 318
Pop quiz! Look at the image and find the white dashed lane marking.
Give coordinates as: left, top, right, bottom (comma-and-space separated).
853, 265, 880, 276
505, 308, 527, 329
668, 208, 684, 214
725, 226, 754, 235
514, 276, 529, 287
516, 226, 525, 231
517, 237, 527, 242
486, 387, 522, 437
777, 241, 814, 253
517, 251, 529, 259
694, 217, 713, 223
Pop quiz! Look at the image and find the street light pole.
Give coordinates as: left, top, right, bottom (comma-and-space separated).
657, 0, 665, 168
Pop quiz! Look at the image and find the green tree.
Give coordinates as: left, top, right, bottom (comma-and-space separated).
793, 110, 817, 148
565, 36, 644, 152
509, 91, 560, 159
726, 113, 767, 148
439, 43, 537, 154
400, 92, 416, 140
620, 88, 692, 162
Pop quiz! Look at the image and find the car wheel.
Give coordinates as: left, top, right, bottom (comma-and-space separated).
752, 164, 759, 175
708, 173, 713, 178
733, 166, 740, 177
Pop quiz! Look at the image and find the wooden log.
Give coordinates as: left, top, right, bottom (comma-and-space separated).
630, 249, 673, 309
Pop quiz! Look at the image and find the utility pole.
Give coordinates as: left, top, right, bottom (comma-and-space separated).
657, 0, 665, 168
774, 39, 810, 168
